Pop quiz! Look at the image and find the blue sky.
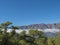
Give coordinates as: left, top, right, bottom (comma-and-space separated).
0, 0, 60, 26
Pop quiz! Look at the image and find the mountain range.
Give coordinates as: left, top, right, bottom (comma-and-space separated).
19, 23, 60, 29
8, 23, 60, 38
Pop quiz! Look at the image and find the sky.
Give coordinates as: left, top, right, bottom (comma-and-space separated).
0, 0, 60, 26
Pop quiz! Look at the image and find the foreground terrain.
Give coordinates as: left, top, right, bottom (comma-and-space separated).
0, 21, 60, 45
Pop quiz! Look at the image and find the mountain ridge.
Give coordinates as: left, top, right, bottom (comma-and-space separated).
19, 23, 60, 29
